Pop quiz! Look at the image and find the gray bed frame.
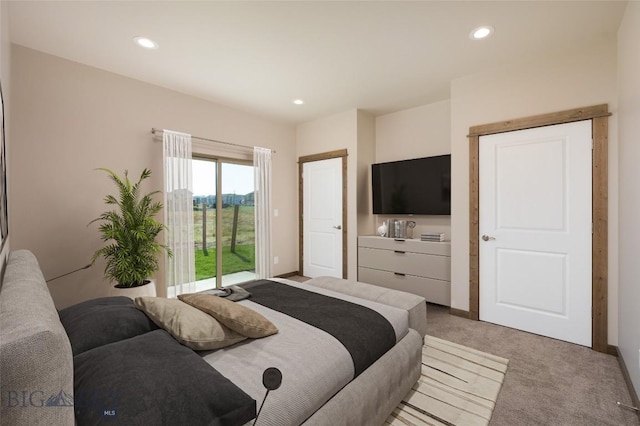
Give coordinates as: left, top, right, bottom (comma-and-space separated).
0, 250, 427, 426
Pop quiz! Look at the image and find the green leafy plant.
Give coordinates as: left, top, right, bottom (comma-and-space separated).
89, 168, 171, 287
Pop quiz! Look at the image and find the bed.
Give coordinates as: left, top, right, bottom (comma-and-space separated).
0, 250, 427, 426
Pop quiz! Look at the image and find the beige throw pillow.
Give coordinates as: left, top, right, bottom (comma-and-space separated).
134, 297, 247, 350
178, 294, 278, 339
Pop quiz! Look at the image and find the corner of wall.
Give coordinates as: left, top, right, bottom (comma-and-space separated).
356, 110, 376, 237
616, 0, 640, 404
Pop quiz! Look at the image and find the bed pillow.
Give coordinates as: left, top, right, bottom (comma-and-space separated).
74, 329, 256, 425
58, 296, 158, 356
178, 293, 278, 338
134, 297, 247, 350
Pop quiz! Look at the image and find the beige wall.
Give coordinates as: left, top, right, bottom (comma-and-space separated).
356, 110, 375, 238
9, 45, 297, 308
617, 0, 640, 396
374, 100, 452, 240
450, 37, 619, 344
0, 2, 10, 274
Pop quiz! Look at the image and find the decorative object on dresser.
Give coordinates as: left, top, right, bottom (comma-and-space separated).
358, 235, 451, 306
377, 222, 388, 237
385, 219, 416, 239
420, 231, 445, 242
89, 168, 171, 298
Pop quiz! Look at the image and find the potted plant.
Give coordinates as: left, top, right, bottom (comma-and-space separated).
90, 168, 171, 298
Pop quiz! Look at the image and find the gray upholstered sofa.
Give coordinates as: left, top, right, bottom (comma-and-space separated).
0, 250, 427, 426
0, 250, 75, 425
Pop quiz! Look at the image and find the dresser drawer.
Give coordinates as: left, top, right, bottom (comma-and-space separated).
358, 267, 451, 306
358, 247, 450, 281
357, 236, 451, 256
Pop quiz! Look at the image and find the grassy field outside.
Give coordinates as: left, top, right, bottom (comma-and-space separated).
193, 205, 255, 280
194, 245, 255, 281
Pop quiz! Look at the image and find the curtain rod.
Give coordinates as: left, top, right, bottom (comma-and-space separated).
151, 128, 276, 154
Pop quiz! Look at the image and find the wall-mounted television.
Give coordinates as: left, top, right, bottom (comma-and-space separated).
372, 154, 451, 215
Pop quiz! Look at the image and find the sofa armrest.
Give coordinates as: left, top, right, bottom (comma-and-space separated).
0, 250, 74, 425
304, 276, 427, 339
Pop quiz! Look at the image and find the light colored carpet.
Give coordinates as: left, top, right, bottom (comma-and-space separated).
425, 303, 640, 425
387, 335, 509, 426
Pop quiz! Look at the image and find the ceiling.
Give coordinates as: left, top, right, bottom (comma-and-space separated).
8, 1, 627, 124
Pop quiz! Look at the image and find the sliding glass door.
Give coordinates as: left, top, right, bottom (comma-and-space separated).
192, 158, 255, 290
193, 159, 218, 284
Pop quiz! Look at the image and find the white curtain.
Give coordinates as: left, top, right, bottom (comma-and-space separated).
163, 130, 196, 297
253, 147, 272, 279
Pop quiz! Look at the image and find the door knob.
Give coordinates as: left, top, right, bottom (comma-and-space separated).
482, 234, 496, 241
334, 225, 342, 230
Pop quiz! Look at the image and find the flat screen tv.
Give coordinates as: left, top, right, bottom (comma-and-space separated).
372, 154, 451, 215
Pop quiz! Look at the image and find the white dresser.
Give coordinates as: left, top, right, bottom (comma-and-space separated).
357, 236, 451, 306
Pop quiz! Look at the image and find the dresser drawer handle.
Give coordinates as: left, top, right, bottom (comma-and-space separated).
394, 250, 406, 254
394, 238, 405, 242
394, 272, 406, 277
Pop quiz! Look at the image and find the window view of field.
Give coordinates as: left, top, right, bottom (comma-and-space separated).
193, 203, 255, 281
192, 159, 255, 282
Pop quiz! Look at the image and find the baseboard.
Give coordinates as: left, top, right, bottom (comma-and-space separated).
449, 307, 470, 319
274, 271, 299, 278
615, 346, 640, 422
608, 345, 619, 357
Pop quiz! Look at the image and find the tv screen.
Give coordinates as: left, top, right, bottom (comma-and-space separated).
372, 155, 451, 215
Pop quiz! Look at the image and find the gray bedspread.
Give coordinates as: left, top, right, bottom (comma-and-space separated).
200, 279, 409, 426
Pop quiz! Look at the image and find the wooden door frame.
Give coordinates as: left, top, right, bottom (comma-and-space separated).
298, 149, 348, 279
468, 104, 611, 353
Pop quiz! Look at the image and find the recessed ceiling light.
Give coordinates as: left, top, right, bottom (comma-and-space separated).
133, 36, 159, 49
292, 99, 304, 105
470, 26, 494, 40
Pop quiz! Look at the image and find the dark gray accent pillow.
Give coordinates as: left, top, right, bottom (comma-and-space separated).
73, 330, 256, 426
58, 296, 158, 356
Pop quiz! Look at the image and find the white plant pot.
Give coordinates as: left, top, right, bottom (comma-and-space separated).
109, 279, 157, 299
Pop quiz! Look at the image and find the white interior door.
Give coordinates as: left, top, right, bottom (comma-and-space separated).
479, 120, 592, 346
303, 158, 343, 278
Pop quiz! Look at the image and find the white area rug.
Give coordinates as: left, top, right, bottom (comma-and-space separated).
387, 335, 509, 426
